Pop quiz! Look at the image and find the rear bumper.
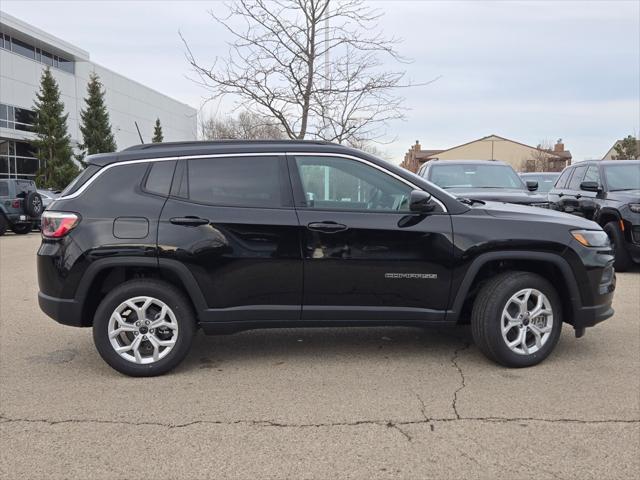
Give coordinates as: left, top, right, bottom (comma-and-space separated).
6, 212, 38, 224
38, 291, 85, 327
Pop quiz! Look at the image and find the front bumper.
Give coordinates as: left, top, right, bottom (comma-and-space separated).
38, 291, 84, 327
573, 302, 614, 329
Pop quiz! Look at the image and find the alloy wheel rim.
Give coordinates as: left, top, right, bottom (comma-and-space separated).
33, 197, 42, 214
108, 296, 179, 364
501, 288, 553, 355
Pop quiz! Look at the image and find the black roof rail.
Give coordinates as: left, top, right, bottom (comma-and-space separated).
122, 139, 342, 152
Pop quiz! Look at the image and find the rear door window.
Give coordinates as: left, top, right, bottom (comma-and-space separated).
186, 156, 285, 208
0, 181, 8, 197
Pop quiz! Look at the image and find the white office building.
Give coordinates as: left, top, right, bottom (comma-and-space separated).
0, 11, 197, 179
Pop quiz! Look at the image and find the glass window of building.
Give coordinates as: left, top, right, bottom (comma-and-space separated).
10, 37, 35, 59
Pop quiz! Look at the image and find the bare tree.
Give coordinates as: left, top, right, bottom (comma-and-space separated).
526, 140, 554, 172
182, 0, 428, 145
200, 111, 285, 140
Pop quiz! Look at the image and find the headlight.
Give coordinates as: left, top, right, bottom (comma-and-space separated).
571, 229, 610, 247
629, 203, 640, 213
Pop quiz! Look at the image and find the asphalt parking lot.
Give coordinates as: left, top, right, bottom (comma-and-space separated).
0, 233, 638, 479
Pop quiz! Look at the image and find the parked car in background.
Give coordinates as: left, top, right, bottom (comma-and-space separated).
37, 141, 615, 376
37, 189, 61, 208
418, 160, 549, 207
548, 160, 640, 271
0, 178, 43, 235
519, 172, 560, 194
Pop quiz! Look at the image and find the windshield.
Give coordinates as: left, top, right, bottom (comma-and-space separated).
429, 164, 525, 189
604, 164, 640, 191
521, 174, 559, 193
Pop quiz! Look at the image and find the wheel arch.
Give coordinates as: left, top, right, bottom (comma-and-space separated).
448, 251, 580, 326
75, 257, 207, 327
594, 208, 621, 227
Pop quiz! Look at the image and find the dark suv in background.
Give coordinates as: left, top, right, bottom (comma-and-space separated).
548, 160, 640, 271
38, 141, 615, 376
0, 178, 43, 235
418, 160, 549, 207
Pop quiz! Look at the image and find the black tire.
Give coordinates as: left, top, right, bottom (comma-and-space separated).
471, 271, 563, 368
93, 279, 196, 377
11, 223, 32, 234
0, 215, 7, 236
603, 221, 632, 272
24, 191, 43, 218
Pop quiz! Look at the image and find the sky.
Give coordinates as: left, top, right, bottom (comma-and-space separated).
2, 0, 639, 163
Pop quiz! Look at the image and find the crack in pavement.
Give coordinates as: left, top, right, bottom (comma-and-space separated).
1, 414, 637, 431
451, 341, 471, 419
386, 421, 412, 442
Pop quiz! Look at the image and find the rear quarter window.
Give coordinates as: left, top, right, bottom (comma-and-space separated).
144, 160, 176, 196
0, 181, 8, 197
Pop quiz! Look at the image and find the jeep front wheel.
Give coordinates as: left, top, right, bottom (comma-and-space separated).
93, 279, 196, 377
471, 271, 562, 368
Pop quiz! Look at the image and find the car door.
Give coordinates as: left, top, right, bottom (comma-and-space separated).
157, 154, 302, 323
561, 165, 588, 216
576, 165, 602, 220
288, 153, 453, 322
548, 167, 572, 211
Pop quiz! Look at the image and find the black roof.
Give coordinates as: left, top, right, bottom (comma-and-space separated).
88, 140, 353, 167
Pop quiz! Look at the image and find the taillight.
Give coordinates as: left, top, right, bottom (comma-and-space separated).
12, 199, 20, 208
41, 212, 80, 238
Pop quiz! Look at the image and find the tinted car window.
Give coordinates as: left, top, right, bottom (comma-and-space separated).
295, 156, 412, 212
554, 168, 572, 189
567, 165, 587, 190
145, 160, 176, 196
187, 156, 282, 207
0, 181, 8, 196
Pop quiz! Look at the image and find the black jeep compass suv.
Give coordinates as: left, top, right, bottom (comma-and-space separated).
37, 141, 616, 376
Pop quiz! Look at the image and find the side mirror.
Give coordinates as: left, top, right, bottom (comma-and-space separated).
526, 181, 538, 192
580, 181, 600, 192
409, 190, 434, 213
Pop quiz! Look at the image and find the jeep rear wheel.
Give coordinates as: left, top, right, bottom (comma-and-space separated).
471, 271, 562, 367
0, 215, 7, 236
93, 279, 196, 377
11, 223, 32, 234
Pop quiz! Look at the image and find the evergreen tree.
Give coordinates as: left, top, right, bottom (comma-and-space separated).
77, 72, 117, 164
31, 68, 79, 189
152, 118, 163, 143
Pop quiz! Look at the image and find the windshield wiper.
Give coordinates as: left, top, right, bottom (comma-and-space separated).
610, 188, 638, 191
